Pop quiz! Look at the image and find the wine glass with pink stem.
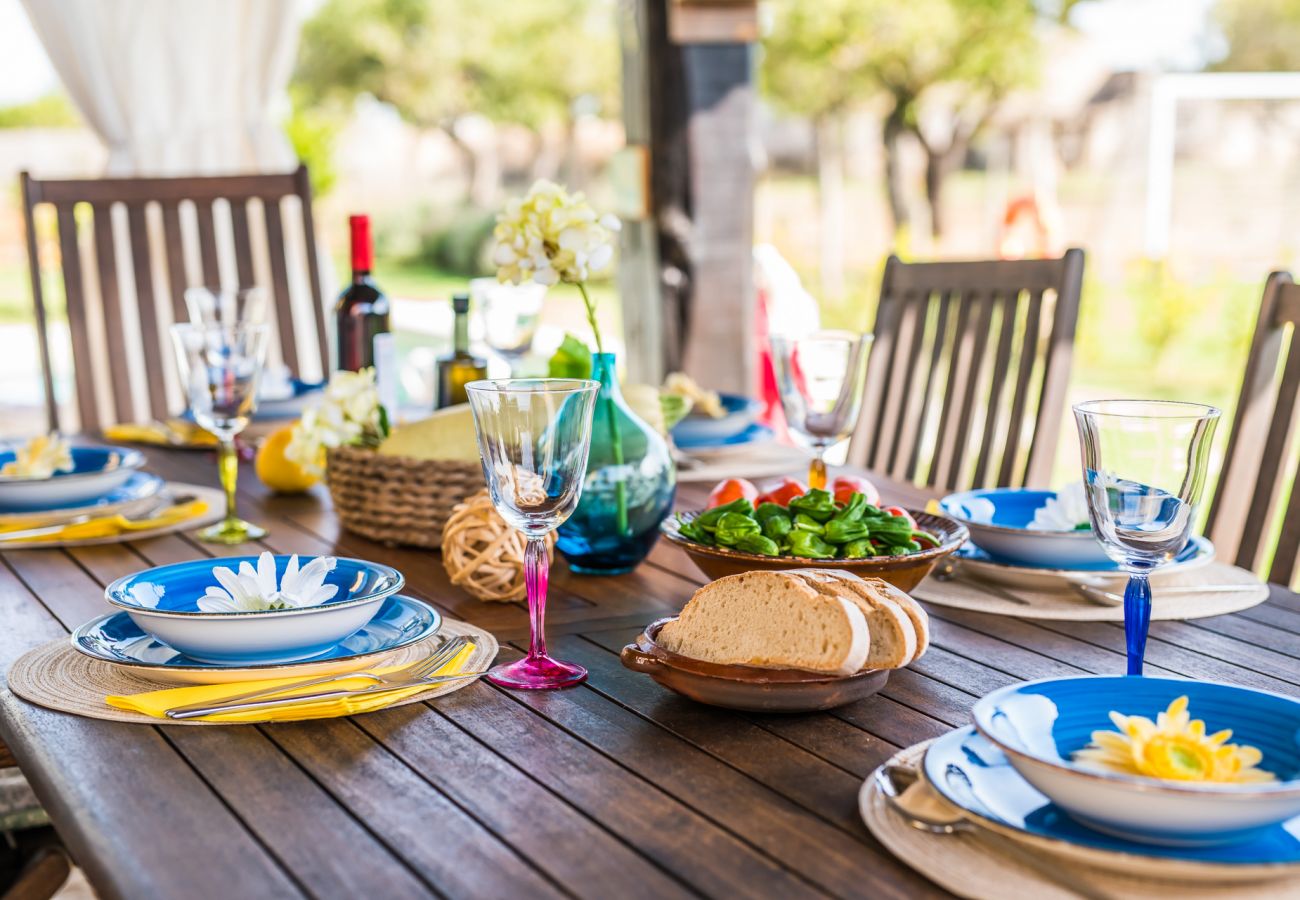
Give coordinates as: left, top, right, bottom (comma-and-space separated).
466, 378, 600, 689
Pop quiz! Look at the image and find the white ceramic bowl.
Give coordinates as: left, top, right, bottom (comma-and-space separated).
104, 556, 405, 664
973, 676, 1300, 846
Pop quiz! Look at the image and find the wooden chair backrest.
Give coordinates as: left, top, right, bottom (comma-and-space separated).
1205, 271, 1300, 585
848, 249, 1085, 492
20, 165, 327, 432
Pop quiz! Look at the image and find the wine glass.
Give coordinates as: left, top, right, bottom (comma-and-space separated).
472, 278, 546, 374
1073, 400, 1221, 675
170, 322, 271, 544
184, 286, 266, 329
770, 331, 872, 490
466, 378, 600, 689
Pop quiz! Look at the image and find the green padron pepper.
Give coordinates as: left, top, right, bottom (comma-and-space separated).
788, 489, 837, 523
753, 502, 787, 525
676, 515, 711, 544
787, 529, 835, 559
762, 511, 792, 543
733, 532, 780, 557
695, 498, 754, 532
841, 538, 875, 558
834, 492, 869, 523
792, 513, 826, 535
866, 514, 914, 544
713, 511, 761, 547
824, 517, 870, 545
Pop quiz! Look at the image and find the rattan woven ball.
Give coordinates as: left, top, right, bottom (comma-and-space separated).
442, 491, 556, 602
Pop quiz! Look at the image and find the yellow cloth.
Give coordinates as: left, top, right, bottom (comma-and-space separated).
0, 499, 209, 543
106, 643, 476, 723
103, 420, 218, 448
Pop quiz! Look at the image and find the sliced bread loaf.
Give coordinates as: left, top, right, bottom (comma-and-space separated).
658, 571, 871, 675
790, 570, 925, 668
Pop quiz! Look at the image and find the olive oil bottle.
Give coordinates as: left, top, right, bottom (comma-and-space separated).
435, 293, 488, 408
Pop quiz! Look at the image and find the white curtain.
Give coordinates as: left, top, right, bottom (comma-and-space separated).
19, 0, 302, 175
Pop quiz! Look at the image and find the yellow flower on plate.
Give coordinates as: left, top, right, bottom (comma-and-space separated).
1073, 695, 1277, 784
1, 433, 74, 479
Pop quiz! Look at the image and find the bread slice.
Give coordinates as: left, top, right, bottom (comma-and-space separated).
790, 570, 926, 668
658, 571, 870, 675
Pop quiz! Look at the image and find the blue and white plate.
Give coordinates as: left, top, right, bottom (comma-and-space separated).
105, 555, 405, 664
0, 445, 146, 512
674, 422, 775, 453
672, 394, 762, 445
922, 726, 1300, 883
0, 471, 163, 526
955, 535, 1214, 590
940, 488, 1110, 567
72, 594, 441, 684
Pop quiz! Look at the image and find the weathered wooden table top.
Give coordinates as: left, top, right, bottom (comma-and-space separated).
2, 447, 1298, 900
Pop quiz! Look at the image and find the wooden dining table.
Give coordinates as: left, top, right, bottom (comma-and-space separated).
2, 446, 1299, 900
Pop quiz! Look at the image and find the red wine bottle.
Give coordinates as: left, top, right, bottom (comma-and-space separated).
335, 214, 390, 372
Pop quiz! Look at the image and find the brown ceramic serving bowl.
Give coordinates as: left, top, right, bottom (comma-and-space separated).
660, 509, 967, 592
621, 618, 889, 713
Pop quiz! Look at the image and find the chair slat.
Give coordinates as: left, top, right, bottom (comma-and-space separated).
262, 197, 300, 374
904, 291, 953, 481
998, 289, 1044, 487
928, 290, 979, 489
54, 203, 98, 432
873, 291, 919, 477
1269, 448, 1300, 585
126, 203, 169, 420
944, 290, 997, 490
229, 199, 256, 288
21, 174, 58, 432
160, 201, 190, 325
1024, 249, 1084, 487
194, 199, 221, 288
297, 166, 332, 374
1237, 327, 1300, 569
92, 203, 135, 424
972, 290, 1019, 488
887, 291, 935, 479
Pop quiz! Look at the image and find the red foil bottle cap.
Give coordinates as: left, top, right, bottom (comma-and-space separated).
349, 215, 373, 273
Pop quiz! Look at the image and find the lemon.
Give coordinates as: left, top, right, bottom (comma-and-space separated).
256, 426, 319, 493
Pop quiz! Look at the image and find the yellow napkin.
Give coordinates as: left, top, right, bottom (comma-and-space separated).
103, 420, 218, 448
0, 499, 209, 544
106, 642, 476, 723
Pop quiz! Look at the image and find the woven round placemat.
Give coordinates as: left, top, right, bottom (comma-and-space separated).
862, 741, 1300, 899
6, 618, 498, 726
912, 561, 1269, 621
0, 483, 226, 550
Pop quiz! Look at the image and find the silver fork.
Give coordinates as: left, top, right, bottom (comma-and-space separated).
163, 635, 471, 719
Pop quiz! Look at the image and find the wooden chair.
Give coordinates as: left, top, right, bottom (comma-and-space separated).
848, 249, 1085, 492
1205, 271, 1300, 585
20, 165, 329, 433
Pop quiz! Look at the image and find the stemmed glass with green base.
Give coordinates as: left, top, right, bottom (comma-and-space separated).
170, 322, 270, 544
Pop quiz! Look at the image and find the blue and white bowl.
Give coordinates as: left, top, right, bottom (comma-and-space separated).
973, 676, 1300, 846
104, 556, 405, 664
0, 445, 145, 512
671, 394, 762, 446
940, 488, 1110, 568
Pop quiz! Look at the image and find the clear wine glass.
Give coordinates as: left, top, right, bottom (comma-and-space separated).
466, 377, 600, 689
184, 286, 266, 329
1073, 400, 1221, 675
170, 322, 271, 544
472, 278, 546, 374
770, 331, 873, 490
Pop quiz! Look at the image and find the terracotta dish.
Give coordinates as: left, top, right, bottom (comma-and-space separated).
660, 509, 967, 591
620, 618, 890, 713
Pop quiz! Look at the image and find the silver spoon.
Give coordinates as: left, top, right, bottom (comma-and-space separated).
874, 763, 1114, 900
1068, 580, 1259, 606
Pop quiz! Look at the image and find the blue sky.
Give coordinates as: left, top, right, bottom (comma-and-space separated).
0, 0, 1222, 107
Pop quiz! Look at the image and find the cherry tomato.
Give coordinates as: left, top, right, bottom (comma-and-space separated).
831, 475, 880, 507
707, 478, 759, 509
756, 477, 807, 507
882, 505, 917, 527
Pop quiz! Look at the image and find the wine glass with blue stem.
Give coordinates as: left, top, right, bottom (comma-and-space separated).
1073, 400, 1220, 675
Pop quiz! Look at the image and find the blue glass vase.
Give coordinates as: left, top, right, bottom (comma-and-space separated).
557, 352, 676, 575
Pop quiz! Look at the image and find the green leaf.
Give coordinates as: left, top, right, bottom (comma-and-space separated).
548, 332, 593, 378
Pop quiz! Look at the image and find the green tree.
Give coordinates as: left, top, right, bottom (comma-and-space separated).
762, 0, 1040, 242
1212, 0, 1300, 71
291, 0, 617, 205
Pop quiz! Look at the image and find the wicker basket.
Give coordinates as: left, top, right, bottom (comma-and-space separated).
325, 445, 483, 548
